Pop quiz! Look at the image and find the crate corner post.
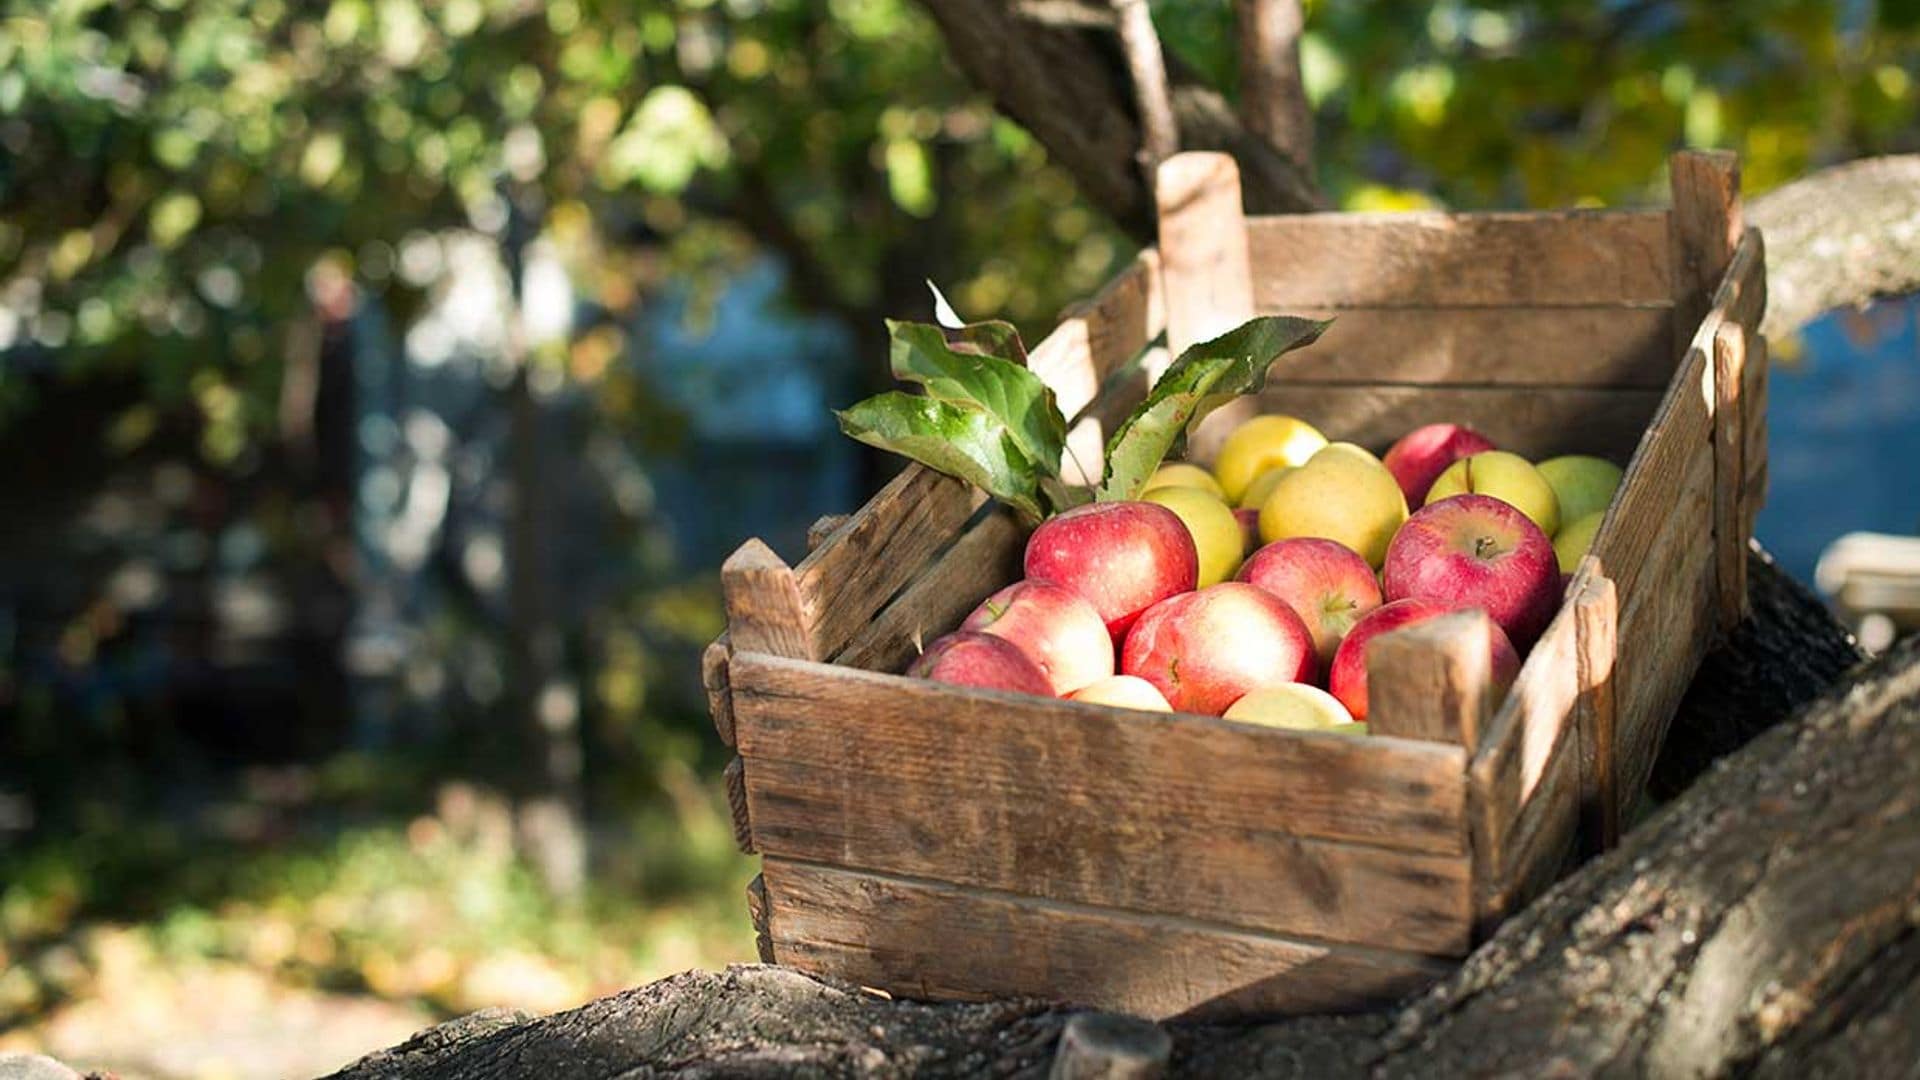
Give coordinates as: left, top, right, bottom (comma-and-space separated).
1154, 151, 1257, 463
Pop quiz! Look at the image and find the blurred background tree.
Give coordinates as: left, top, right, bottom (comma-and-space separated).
1, 0, 1917, 1075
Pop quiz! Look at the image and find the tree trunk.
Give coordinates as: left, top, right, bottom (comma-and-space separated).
1747, 154, 1920, 339
323, 547, 1920, 1079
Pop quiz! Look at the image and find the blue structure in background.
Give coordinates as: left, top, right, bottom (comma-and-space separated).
1757, 296, 1920, 584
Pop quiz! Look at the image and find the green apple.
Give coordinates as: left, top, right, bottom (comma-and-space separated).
1554, 509, 1606, 574
1223, 684, 1364, 733
1427, 451, 1561, 537
1536, 455, 1623, 526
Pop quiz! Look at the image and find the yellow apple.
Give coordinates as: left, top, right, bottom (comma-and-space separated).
1069, 674, 1172, 712
1554, 509, 1606, 574
1237, 466, 1294, 510
1223, 683, 1363, 732
1142, 462, 1227, 500
1212, 414, 1328, 503
1257, 451, 1409, 568
1307, 441, 1389, 473
1142, 485, 1244, 586
1427, 451, 1561, 536
1536, 455, 1624, 525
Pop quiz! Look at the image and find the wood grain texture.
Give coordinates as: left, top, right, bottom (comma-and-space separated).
744, 754, 1474, 955
1261, 305, 1676, 389
759, 858, 1454, 1021
1156, 153, 1262, 462
1257, 384, 1663, 461
1589, 345, 1713, 608
730, 653, 1470, 855
1029, 249, 1166, 423
1368, 610, 1494, 749
1246, 210, 1673, 308
724, 756, 753, 854
1481, 719, 1581, 929
745, 873, 774, 963
1572, 567, 1621, 853
791, 465, 986, 661
1713, 320, 1750, 633
1668, 150, 1743, 362
831, 509, 1027, 673
806, 514, 850, 552
702, 635, 734, 748
1744, 332, 1769, 537
721, 539, 815, 661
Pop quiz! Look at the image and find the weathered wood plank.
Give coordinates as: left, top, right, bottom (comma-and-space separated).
702, 635, 734, 748
722, 540, 815, 661
1157, 153, 1260, 462
831, 509, 1027, 673
1368, 610, 1494, 749
730, 653, 1470, 855
1589, 344, 1714, 608
1669, 150, 1743, 363
806, 514, 850, 552
1263, 305, 1676, 389
1247, 210, 1673, 308
760, 858, 1455, 1021
723, 756, 753, 854
1571, 567, 1621, 852
1029, 250, 1166, 422
1256, 384, 1663, 461
746, 755, 1474, 955
1485, 719, 1581, 927
791, 466, 987, 660
1744, 331, 1769, 538
1714, 319, 1751, 633
745, 873, 774, 963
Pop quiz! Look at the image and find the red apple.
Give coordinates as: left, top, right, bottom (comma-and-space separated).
1120, 582, 1316, 715
961, 580, 1114, 695
1025, 501, 1199, 642
1233, 507, 1261, 556
907, 631, 1053, 696
1327, 598, 1520, 722
1237, 537, 1385, 669
1382, 423, 1497, 508
1383, 494, 1562, 648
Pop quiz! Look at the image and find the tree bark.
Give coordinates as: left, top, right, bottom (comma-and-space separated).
325, 549, 1914, 1079
1747, 154, 1920, 338
1233, 0, 1314, 173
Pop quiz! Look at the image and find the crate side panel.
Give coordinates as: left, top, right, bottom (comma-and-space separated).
747, 756, 1474, 955
760, 858, 1454, 1022
831, 508, 1026, 674
1590, 346, 1713, 607
1264, 306, 1675, 389
729, 653, 1469, 855
1256, 385, 1662, 462
1247, 210, 1672, 307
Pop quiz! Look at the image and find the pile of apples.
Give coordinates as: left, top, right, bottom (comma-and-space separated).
910, 416, 1624, 733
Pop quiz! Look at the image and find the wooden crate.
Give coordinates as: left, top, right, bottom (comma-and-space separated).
704, 150, 1768, 1021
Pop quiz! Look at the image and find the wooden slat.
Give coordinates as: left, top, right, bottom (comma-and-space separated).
1744, 331, 1769, 537
1668, 150, 1743, 363
1157, 153, 1261, 462
1571, 567, 1621, 852
760, 858, 1454, 1021
1368, 610, 1494, 749
722, 539, 815, 661
730, 653, 1470, 855
1263, 306, 1676, 389
746, 873, 774, 963
1713, 319, 1750, 632
746, 755, 1473, 955
1029, 250, 1166, 422
1589, 344, 1713, 608
831, 509, 1027, 673
791, 466, 987, 660
1257, 384, 1663, 461
702, 635, 734, 748
806, 514, 850, 552
1484, 722, 1581, 927
1247, 210, 1673, 308
723, 756, 753, 854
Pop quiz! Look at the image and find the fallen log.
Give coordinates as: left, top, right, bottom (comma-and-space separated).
329, 547, 1887, 1079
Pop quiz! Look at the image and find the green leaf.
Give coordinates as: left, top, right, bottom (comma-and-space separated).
886, 320, 1063, 478
835, 391, 1047, 522
1098, 316, 1332, 502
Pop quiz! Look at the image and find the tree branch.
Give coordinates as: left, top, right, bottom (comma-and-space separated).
1109, 0, 1178, 171
1749, 154, 1920, 338
1233, 0, 1314, 174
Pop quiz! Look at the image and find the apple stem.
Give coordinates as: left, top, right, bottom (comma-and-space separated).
1475, 535, 1499, 559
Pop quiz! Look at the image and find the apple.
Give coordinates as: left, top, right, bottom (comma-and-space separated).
1536, 455, 1624, 526
1068, 674, 1173, 712
1257, 443, 1409, 567
1327, 598, 1521, 722
1142, 485, 1244, 587
1426, 451, 1562, 537
1554, 509, 1606, 575
1142, 462, 1227, 500
1234, 508, 1261, 557
1382, 423, 1497, 508
961, 580, 1114, 695
1120, 582, 1316, 716
1212, 414, 1328, 503
908, 631, 1053, 696
1238, 537, 1385, 667
1236, 466, 1294, 510
1223, 683, 1360, 732
1026, 501, 1199, 642
1382, 493, 1563, 647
